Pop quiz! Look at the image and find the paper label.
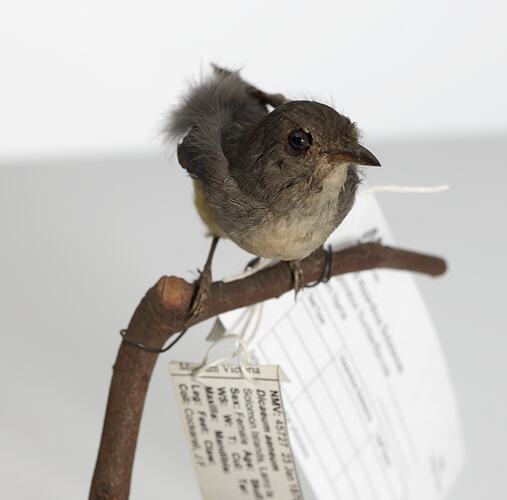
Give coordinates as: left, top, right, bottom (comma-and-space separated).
170, 362, 303, 500
218, 195, 465, 500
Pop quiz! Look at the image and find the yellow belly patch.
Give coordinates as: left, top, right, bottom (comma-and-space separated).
193, 180, 226, 237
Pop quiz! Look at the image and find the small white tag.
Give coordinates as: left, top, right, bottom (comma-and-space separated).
170, 362, 303, 500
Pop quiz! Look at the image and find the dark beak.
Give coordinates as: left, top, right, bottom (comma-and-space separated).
328, 144, 381, 167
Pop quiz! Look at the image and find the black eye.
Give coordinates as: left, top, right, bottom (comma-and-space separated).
288, 130, 312, 152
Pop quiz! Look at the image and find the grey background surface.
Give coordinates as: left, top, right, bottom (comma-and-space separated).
1, 136, 505, 499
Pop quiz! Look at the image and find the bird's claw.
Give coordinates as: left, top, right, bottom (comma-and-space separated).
244, 256, 261, 272
187, 265, 213, 324
288, 260, 304, 300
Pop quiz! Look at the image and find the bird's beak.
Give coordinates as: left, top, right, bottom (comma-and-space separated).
328, 144, 381, 167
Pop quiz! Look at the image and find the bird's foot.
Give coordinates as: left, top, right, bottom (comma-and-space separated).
186, 236, 219, 326
287, 260, 304, 299
244, 256, 261, 272
187, 264, 213, 324
221, 257, 273, 283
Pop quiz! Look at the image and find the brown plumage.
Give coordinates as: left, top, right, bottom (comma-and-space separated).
166, 66, 380, 262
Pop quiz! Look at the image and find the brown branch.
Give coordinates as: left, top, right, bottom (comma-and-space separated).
89, 243, 446, 499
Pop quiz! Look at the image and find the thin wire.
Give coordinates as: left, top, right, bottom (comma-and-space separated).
119, 236, 221, 354
119, 327, 188, 353
305, 245, 334, 288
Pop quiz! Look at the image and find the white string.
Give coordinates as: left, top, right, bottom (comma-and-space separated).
359, 184, 449, 197
243, 302, 263, 347
228, 303, 257, 338
192, 303, 264, 385
192, 335, 255, 384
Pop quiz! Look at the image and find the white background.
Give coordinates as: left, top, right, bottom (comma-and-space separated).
1, 0, 506, 160
1, 1, 506, 500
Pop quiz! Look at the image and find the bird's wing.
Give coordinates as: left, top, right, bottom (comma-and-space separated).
177, 134, 269, 232
167, 68, 251, 183
167, 66, 285, 184
169, 69, 271, 231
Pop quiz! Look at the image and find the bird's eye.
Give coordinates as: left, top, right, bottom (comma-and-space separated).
288, 130, 312, 152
